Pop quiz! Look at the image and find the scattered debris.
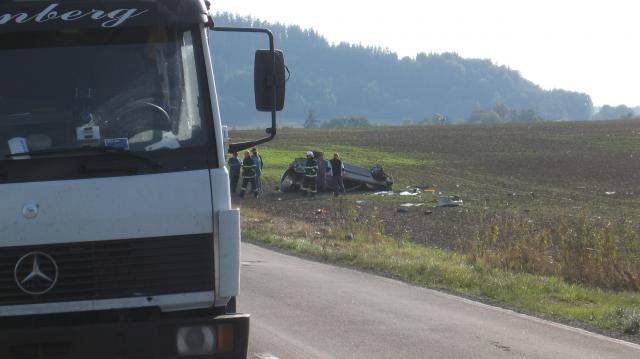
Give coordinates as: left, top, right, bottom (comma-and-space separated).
373, 191, 395, 196
437, 195, 463, 207
605, 191, 616, 195
355, 200, 365, 204
424, 210, 433, 215
344, 233, 354, 241
399, 190, 420, 196
316, 208, 327, 215
400, 203, 424, 207
397, 207, 410, 213
374, 187, 428, 196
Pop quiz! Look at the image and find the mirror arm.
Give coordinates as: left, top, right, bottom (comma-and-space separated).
211, 24, 278, 149
227, 131, 275, 154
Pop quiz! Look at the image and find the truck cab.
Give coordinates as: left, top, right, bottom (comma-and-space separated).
0, 1, 285, 358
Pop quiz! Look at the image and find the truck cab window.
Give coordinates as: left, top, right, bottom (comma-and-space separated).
0, 25, 209, 157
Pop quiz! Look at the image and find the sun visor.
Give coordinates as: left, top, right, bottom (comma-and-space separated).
0, 0, 207, 33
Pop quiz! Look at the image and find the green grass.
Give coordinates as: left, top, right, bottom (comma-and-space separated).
243, 227, 640, 336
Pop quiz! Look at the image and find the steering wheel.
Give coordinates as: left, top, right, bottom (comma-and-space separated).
114, 100, 173, 142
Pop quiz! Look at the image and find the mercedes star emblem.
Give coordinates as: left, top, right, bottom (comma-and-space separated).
22, 203, 39, 219
14, 252, 59, 295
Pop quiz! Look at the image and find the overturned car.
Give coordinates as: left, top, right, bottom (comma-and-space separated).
279, 151, 393, 192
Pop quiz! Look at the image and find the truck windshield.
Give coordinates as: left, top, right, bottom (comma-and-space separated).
0, 25, 209, 159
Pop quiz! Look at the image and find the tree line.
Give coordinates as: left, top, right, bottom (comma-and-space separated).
212, 13, 610, 127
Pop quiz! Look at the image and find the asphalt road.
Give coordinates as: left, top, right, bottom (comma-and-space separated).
239, 242, 640, 359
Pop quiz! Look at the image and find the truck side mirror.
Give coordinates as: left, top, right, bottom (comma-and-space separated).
254, 50, 285, 112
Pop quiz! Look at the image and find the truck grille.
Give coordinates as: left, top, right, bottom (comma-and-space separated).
0, 234, 214, 306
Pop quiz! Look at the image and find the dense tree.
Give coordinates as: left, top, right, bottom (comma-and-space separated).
594, 105, 634, 120
321, 116, 371, 128
304, 109, 319, 128
469, 104, 541, 123
212, 13, 594, 127
470, 109, 501, 123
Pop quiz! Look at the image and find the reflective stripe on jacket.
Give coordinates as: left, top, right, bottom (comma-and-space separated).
304, 158, 318, 177
242, 158, 256, 178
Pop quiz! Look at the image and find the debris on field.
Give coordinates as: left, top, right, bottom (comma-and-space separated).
356, 205, 364, 209
397, 207, 409, 213
400, 203, 424, 207
316, 208, 327, 215
345, 233, 354, 241
373, 191, 394, 196
373, 188, 423, 196
424, 210, 433, 215
605, 191, 616, 195
437, 195, 463, 207
355, 200, 365, 204
399, 190, 420, 196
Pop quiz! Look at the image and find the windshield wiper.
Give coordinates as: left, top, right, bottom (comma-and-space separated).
5, 146, 162, 169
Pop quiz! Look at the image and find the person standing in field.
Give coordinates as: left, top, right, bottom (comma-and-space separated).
316, 151, 326, 193
239, 150, 258, 198
301, 151, 318, 196
227, 151, 241, 194
330, 152, 346, 195
251, 148, 263, 193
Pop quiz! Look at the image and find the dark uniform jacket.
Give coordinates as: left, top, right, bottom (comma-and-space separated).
242, 157, 256, 177
304, 158, 318, 177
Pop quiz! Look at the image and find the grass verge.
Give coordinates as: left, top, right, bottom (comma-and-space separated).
241, 207, 640, 338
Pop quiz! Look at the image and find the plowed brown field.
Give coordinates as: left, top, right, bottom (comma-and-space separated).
234, 119, 640, 251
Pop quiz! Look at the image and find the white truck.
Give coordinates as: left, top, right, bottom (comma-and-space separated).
0, 1, 285, 358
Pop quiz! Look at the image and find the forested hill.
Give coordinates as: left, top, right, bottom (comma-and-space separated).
211, 13, 593, 126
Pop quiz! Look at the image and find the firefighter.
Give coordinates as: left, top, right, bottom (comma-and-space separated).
301, 151, 318, 196
330, 152, 346, 195
239, 150, 258, 198
251, 148, 263, 193
316, 151, 327, 192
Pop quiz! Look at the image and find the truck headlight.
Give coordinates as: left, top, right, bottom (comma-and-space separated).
176, 325, 216, 356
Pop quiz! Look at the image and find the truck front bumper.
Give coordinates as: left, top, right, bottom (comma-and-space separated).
0, 313, 249, 359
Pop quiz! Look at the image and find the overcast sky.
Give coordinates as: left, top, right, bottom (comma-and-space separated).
213, 0, 639, 107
